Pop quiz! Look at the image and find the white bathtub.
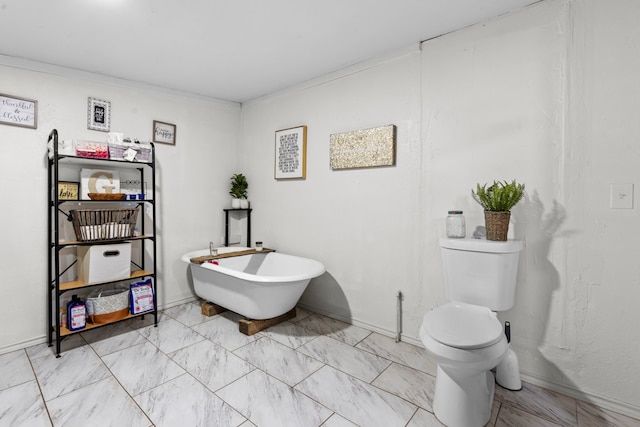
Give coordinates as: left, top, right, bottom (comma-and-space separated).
181, 247, 325, 319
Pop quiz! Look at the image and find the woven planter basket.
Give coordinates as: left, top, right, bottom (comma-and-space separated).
484, 211, 511, 241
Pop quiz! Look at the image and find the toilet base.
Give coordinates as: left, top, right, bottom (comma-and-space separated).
433, 365, 495, 427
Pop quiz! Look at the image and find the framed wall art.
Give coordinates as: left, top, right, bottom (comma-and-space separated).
153, 120, 176, 145
87, 97, 111, 132
275, 125, 307, 180
330, 124, 396, 170
0, 93, 37, 129
57, 181, 79, 200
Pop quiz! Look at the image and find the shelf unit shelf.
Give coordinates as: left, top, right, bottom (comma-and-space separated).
54, 199, 155, 205
55, 154, 154, 168
58, 311, 152, 337
47, 129, 158, 357
56, 235, 155, 248
59, 270, 154, 292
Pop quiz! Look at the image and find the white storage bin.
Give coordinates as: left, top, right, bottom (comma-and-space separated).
77, 243, 131, 284
108, 141, 152, 162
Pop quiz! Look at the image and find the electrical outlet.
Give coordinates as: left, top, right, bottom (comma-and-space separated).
610, 183, 634, 209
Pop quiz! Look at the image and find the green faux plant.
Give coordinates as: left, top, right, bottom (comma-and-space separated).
229, 173, 248, 199
472, 180, 525, 212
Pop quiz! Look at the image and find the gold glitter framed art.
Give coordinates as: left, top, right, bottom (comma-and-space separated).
275, 125, 307, 180
330, 125, 396, 170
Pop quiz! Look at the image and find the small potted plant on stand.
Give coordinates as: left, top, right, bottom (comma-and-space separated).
229, 173, 249, 208
472, 179, 525, 241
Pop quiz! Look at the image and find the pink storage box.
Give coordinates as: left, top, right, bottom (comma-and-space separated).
75, 140, 109, 159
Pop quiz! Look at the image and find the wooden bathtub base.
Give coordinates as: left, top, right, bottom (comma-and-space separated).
200, 301, 227, 316
200, 301, 296, 336
238, 308, 296, 335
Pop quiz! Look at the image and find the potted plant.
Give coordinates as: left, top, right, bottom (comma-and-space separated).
229, 173, 249, 208
472, 179, 525, 241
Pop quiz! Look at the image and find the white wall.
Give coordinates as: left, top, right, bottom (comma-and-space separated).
241, 50, 422, 331
0, 64, 241, 352
241, 0, 640, 417
421, 0, 640, 415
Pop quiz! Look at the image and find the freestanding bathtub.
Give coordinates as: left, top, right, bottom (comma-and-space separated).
181, 247, 325, 319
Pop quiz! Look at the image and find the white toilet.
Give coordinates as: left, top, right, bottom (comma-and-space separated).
420, 237, 523, 427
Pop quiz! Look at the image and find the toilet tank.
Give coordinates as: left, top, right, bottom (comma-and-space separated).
440, 238, 523, 311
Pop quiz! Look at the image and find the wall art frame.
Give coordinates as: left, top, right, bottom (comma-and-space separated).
87, 97, 111, 132
153, 120, 176, 145
0, 93, 37, 129
275, 125, 307, 180
330, 124, 396, 170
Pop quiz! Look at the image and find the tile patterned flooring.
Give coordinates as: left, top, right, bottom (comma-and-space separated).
1, 302, 639, 427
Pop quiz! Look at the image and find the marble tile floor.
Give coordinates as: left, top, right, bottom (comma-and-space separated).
1, 302, 639, 427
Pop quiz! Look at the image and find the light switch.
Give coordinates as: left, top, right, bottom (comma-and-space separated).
610, 183, 634, 209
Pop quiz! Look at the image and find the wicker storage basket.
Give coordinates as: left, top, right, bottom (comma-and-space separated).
70, 208, 139, 242
86, 287, 130, 324
484, 211, 511, 241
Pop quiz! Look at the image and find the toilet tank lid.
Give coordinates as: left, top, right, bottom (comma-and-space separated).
440, 237, 523, 253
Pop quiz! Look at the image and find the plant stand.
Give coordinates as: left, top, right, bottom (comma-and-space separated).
223, 207, 252, 247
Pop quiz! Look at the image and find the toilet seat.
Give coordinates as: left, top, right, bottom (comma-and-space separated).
423, 301, 503, 349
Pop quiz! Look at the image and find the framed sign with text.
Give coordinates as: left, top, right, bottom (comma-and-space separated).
274, 125, 307, 180
153, 120, 176, 145
0, 93, 37, 129
58, 181, 79, 200
87, 97, 111, 132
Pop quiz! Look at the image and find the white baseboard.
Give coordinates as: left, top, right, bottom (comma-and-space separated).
160, 295, 198, 310
518, 371, 640, 421
0, 335, 48, 355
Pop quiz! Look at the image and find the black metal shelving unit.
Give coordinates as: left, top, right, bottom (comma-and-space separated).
47, 129, 158, 357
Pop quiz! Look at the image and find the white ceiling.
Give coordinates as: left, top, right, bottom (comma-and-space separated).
0, 0, 540, 103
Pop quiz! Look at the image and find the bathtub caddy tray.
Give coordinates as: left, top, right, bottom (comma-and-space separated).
190, 247, 275, 264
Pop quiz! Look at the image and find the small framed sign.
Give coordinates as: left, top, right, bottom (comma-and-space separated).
153, 120, 176, 145
58, 181, 79, 200
87, 97, 111, 132
0, 93, 37, 129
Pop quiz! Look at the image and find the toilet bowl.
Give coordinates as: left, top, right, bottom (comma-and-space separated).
420, 301, 508, 426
